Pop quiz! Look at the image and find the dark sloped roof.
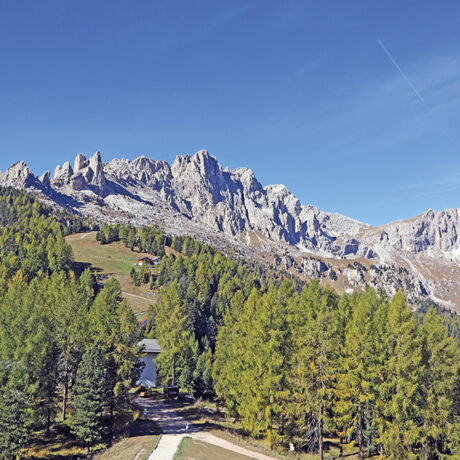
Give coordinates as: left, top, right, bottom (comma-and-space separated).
137, 338, 161, 353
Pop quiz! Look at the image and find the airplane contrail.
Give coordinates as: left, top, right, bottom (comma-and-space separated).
378, 40, 454, 143
377, 39, 432, 115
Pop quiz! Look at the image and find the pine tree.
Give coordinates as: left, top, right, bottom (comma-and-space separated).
231, 289, 268, 438
375, 291, 423, 459
71, 345, 107, 454
46, 273, 89, 422
258, 283, 294, 448
290, 282, 338, 459
420, 307, 460, 459
154, 281, 193, 386
192, 346, 215, 399
0, 363, 33, 460
335, 289, 379, 459
213, 290, 247, 416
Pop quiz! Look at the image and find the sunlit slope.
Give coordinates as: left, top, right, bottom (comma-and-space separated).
66, 231, 158, 314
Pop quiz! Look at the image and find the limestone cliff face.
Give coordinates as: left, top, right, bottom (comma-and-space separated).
103, 150, 371, 258
51, 151, 107, 195
1, 150, 459, 310
362, 209, 460, 262
0, 161, 37, 189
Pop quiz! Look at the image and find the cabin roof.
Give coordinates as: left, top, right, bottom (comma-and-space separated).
137, 338, 161, 353
137, 256, 161, 265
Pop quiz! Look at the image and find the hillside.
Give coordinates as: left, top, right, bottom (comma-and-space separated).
66, 231, 163, 315
2, 150, 459, 311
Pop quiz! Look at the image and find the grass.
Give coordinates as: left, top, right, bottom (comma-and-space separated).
66, 232, 159, 314
174, 437, 252, 460
23, 429, 87, 459
22, 404, 157, 459
94, 419, 161, 460
25, 419, 161, 460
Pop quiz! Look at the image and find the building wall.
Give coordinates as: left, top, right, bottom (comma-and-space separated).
138, 352, 158, 387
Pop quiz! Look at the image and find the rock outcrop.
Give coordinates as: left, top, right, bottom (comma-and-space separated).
0, 161, 38, 189
50, 151, 107, 195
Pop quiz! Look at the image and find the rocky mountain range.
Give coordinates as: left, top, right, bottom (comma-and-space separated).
1, 150, 459, 312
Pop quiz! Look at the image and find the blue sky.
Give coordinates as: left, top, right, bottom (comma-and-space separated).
1, 1, 459, 225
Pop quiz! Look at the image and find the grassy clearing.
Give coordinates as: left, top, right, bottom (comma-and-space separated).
66, 232, 158, 314
23, 410, 158, 460
174, 437, 252, 460
23, 429, 87, 459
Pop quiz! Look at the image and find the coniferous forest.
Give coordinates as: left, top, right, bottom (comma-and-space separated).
0, 189, 142, 458
102, 223, 460, 459
0, 189, 459, 459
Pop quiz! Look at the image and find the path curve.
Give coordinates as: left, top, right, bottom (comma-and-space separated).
134, 398, 278, 460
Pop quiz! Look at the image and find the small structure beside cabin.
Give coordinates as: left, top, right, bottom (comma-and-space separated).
137, 338, 161, 388
136, 256, 161, 267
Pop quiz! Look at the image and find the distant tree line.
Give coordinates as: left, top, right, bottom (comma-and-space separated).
0, 186, 96, 234
414, 298, 460, 347
96, 223, 169, 256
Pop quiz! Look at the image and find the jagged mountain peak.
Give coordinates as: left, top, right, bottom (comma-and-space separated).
232, 167, 263, 194
74, 153, 88, 172
0, 160, 36, 188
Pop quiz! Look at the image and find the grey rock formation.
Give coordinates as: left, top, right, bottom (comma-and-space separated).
74, 153, 88, 172
0, 161, 37, 188
50, 151, 107, 195
39, 171, 51, 189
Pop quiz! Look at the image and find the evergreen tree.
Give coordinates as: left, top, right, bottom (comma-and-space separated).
290, 282, 338, 459
154, 281, 193, 386
0, 363, 33, 460
375, 291, 424, 459
258, 283, 294, 447
192, 346, 215, 399
335, 289, 379, 458
420, 307, 460, 459
89, 280, 141, 412
213, 290, 247, 416
71, 345, 107, 454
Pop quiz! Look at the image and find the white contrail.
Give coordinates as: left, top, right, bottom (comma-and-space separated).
377, 39, 432, 114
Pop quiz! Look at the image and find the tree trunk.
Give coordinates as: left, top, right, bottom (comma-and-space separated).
61, 354, 69, 421
46, 405, 51, 436
358, 403, 364, 459
172, 355, 176, 386
319, 405, 323, 460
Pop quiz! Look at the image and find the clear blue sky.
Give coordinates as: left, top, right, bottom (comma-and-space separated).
1, 1, 459, 225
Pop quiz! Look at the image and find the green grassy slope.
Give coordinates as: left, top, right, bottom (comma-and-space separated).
66, 232, 158, 314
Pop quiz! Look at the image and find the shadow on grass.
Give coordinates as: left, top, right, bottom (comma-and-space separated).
26, 430, 83, 460
128, 419, 162, 437
71, 261, 97, 277
25, 416, 159, 460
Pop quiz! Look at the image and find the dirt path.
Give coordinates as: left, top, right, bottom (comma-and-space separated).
134, 398, 278, 460
122, 291, 155, 302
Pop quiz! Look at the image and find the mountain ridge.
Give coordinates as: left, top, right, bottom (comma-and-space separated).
1, 150, 459, 311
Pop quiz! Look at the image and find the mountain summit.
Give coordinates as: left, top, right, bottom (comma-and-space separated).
1, 150, 459, 311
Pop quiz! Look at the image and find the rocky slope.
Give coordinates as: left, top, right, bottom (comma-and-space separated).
1, 150, 459, 311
